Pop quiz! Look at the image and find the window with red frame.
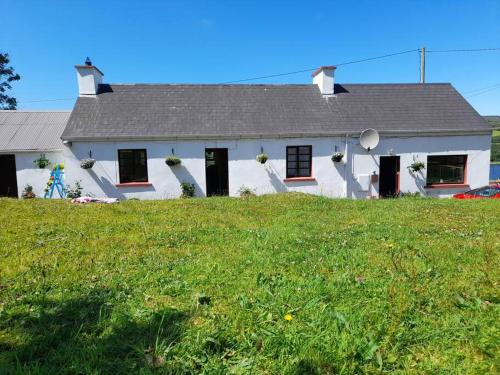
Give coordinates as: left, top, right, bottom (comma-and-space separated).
426, 155, 466, 185
286, 146, 312, 178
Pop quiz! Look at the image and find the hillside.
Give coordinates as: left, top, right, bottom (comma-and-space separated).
485, 116, 500, 163
0, 195, 498, 374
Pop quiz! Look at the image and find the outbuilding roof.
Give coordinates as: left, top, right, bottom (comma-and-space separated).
0, 111, 70, 151
61, 83, 490, 140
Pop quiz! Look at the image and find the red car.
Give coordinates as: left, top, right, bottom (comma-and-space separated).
453, 185, 500, 199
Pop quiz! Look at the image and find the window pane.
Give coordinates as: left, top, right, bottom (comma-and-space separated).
118, 149, 148, 183
286, 145, 312, 178
299, 154, 310, 161
427, 155, 466, 184
298, 168, 311, 177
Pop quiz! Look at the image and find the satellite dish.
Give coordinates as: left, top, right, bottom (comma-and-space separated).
359, 128, 379, 151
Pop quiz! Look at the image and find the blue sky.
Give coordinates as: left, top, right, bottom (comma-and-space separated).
2, 0, 499, 114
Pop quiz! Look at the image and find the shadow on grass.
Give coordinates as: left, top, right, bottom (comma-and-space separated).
1, 288, 190, 374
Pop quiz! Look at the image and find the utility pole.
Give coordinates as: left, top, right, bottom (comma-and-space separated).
420, 47, 426, 83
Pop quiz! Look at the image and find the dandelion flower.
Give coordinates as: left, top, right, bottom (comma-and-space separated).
284, 314, 293, 321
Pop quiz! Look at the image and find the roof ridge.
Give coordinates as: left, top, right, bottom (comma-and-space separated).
0, 110, 71, 113
102, 82, 453, 87
104, 83, 315, 86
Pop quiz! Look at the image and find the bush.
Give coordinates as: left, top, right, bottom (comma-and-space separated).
33, 154, 50, 169
21, 185, 36, 199
256, 153, 268, 164
166, 156, 181, 166
239, 185, 255, 197
180, 182, 195, 198
66, 181, 84, 199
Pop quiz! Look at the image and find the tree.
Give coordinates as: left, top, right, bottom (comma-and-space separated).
0, 53, 21, 110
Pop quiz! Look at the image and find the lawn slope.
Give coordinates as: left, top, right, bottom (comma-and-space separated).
0, 195, 498, 374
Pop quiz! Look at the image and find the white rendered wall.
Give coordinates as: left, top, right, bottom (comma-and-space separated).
61, 134, 490, 200
13, 151, 64, 198
347, 134, 491, 198
62, 138, 346, 199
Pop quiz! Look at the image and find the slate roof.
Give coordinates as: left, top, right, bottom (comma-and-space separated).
0, 111, 70, 151
61, 83, 490, 140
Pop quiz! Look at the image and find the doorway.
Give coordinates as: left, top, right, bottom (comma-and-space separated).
379, 156, 400, 198
0, 154, 18, 197
205, 148, 229, 196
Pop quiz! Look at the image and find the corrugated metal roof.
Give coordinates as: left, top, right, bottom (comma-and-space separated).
0, 111, 70, 151
62, 83, 491, 140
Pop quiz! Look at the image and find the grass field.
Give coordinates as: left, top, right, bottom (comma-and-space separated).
487, 116, 500, 164
0, 194, 498, 374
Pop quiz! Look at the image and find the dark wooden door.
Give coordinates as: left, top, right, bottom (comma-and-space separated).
205, 148, 229, 196
379, 156, 400, 198
0, 154, 18, 197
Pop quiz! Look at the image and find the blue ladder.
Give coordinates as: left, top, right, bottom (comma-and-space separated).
44, 164, 66, 198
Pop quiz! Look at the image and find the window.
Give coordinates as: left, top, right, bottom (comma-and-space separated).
286, 146, 312, 178
118, 149, 148, 183
426, 155, 466, 185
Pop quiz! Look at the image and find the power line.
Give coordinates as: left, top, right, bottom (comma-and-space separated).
427, 47, 500, 53
222, 48, 418, 83
463, 83, 500, 95
465, 85, 500, 99
15, 47, 500, 103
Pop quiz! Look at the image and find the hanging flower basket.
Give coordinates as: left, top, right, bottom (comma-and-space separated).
331, 152, 344, 163
80, 158, 96, 169
408, 160, 425, 173
165, 156, 181, 166
256, 153, 268, 164
33, 154, 50, 169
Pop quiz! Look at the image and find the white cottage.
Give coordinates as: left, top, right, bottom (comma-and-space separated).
1, 61, 491, 199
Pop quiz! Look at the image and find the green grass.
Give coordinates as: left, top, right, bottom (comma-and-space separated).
0, 194, 498, 374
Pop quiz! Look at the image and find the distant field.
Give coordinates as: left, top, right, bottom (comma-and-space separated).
0, 195, 498, 374
486, 117, 500, 163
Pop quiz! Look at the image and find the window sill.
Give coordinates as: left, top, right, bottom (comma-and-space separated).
115, 182, 152, 187
424, 183, 469, 189
283, 177, 316, 182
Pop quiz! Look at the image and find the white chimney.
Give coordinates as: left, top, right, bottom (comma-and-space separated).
75, 57, 104, 96
312, 66, 336, 96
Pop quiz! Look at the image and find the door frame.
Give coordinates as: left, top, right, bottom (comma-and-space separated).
205, 148, 229, 197
0, 154, 18, 198
379, 155, 400, 198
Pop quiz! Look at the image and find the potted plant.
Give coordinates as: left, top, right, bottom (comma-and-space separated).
21, 184, 36, 199
52, 163, 64, 171
80, 158, 96, 169
331, 152, 344, 162
408, 160, 425, 173
33, 154, 50, 169
166, 156, 181, 166
256, 153, 268, 164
